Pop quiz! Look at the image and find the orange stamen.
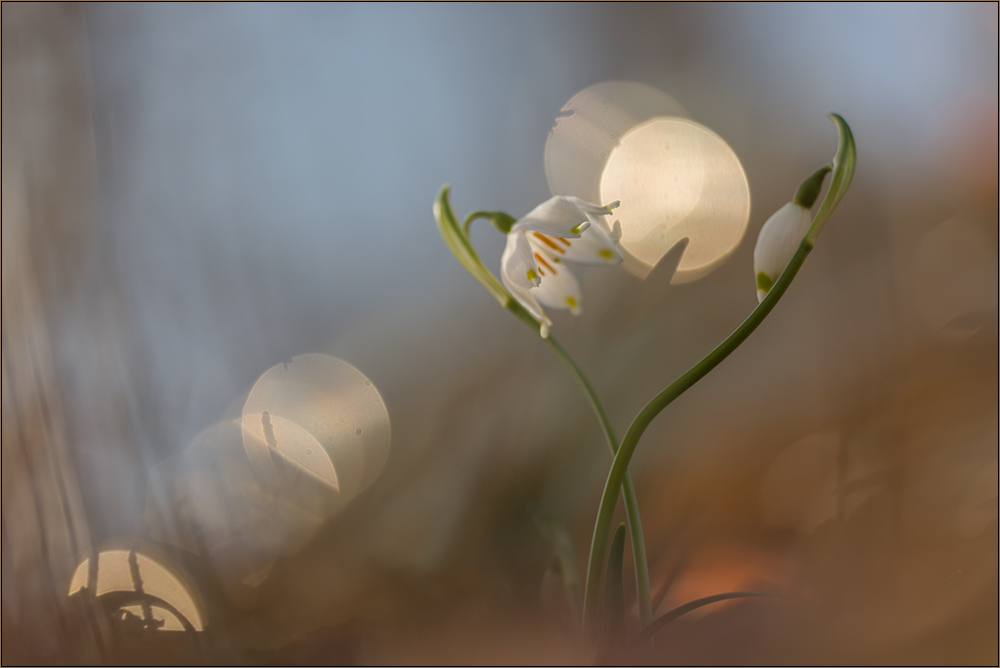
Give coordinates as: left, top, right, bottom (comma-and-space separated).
534, 252, 556, 275
533, 232, 566, 253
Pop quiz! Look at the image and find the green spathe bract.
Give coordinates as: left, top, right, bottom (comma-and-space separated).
793, 165, 833, 209
434, 188, 511, 310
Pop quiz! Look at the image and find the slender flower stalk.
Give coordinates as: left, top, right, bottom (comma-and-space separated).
434, 188, 653, 627
581, 113, 856, 632
542, 335, 653, 628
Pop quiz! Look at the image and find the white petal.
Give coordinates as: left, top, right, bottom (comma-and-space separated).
529, 224, 623, 266
501, 231, 540, 289
530, 253, 583, 316
512, 197, 592, 238
501, 268, 552, 332
753, 202, 812, 302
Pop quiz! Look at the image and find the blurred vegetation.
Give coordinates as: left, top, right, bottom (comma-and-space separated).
3, 3, 996, 664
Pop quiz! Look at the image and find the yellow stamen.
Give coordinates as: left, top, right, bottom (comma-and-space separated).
599, 249, 614, 260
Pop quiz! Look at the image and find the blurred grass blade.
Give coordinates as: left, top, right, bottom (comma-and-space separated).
534, 515, 581, 625
633, 591, 819, 643
605, 523, 627, 639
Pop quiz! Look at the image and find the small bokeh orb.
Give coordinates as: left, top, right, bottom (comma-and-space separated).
241, 354, 390, 505
68, 542, 205, 632
146, 419, 328, 599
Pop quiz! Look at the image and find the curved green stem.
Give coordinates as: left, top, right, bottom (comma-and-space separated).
582, 240, 814, 631
545, 335, 653, 629
464, 210, 516, 235
582, 113, 856, 632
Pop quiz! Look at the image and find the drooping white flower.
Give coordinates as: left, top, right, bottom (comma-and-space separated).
500, 196, 623, 337
753, 202, 812, 303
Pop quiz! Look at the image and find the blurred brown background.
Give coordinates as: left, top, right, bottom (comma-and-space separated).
3, 3, 997, 665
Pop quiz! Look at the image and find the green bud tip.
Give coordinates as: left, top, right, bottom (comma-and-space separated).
489, 212, 517, 234
793, 165, 833, 209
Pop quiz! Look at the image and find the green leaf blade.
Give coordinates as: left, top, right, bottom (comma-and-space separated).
605, 523, 627, 640
633, 591, 820, 644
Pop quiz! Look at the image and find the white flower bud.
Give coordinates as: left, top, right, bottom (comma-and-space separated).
753, 202, 812, 302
